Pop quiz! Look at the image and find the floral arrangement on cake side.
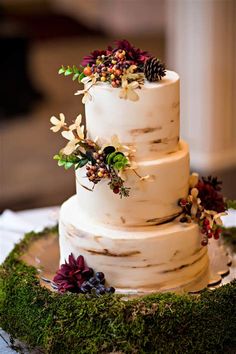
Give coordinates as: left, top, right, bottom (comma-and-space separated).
179, 173, 236, 246
50, 113, 149, 197
58, 39, 166, 102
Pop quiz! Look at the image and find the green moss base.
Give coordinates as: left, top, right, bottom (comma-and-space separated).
0, 227, 236, 354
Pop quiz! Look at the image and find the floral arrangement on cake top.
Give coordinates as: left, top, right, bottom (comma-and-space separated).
58, 39, 166, 102
178, 173, 233, 246
50, 113, 147, 198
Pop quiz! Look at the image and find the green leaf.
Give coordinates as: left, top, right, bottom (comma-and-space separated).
114, 162, 124, 170
72, 73, 79, 81
64, 162, 74, 170
73, 65, 79, 74
65, 67, 73, 76
75, 158, 88, 169
79, 72, 86, 82
58, 66, 65, 75
113, 154, 123, 162
53, 154, 61, 160
58, 160, 65, 167
107, 151, 117, 166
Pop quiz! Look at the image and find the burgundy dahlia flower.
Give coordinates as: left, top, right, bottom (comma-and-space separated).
53, 254, 92, 293
196, 176, 226, 213
81, 49, 110, 66
113, 39, 151, 65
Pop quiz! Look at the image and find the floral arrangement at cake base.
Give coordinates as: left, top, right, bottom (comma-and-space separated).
0, 227, 236, 354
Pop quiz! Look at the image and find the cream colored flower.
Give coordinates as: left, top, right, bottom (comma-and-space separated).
61, 130, 79, 155
189, 172, 199, 188
119, 80, 139, 101
63, 140, 79, 155
61, 130, 75, 141
213, 211, 227, 226
81, 73, 99, 85
188, 187, 201, 216
74, 89, 92, 104
69, 114, 85, 139
50, 113, 66, 132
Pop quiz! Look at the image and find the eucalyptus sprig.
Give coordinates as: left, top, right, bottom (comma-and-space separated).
58, 65, 86, 82
53, 153, 88, 170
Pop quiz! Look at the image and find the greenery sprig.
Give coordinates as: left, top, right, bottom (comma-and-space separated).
53, 154, 88, 170
58, 65, 86, 82
50, 113, 134, 198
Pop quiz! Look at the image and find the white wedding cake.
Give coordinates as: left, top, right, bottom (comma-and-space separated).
51, 41, 226, 293
58, 69, 208, 292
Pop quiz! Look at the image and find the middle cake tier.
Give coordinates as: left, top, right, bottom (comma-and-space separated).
75, 140, 189, 227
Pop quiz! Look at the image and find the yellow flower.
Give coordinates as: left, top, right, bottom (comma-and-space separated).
119, 80, 139, 101
61, 130, 79, 155
69, 114, 85, 139
50, 113, 66, 132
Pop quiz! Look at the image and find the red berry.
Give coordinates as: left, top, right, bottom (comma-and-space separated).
113, 187, 120, 194
213, 231, 220, 239
201, 239, 208, 246
203, 219, 210, 226
180, 199, 187, 207
208, 232, 213, 238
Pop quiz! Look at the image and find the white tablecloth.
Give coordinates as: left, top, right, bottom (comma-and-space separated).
0, 206, 59, 264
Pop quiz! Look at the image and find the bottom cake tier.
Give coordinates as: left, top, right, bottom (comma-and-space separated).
59, 195, 209, 292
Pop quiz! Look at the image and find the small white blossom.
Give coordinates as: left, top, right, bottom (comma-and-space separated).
119, 80, 139, 101
50, 113, 66, 132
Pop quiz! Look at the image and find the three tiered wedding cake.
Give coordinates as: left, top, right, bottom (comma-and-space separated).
51, 40, 226, 293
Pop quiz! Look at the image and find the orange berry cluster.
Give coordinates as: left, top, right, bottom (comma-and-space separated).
83, 49, 137, 88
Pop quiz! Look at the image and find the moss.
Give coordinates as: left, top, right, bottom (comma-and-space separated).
0, 227, 236, 354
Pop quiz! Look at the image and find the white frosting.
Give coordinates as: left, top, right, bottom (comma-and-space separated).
59, 195, 209, 291
76, 140, 189, 227
85, 70, 180, 161
58, 69, 208, 292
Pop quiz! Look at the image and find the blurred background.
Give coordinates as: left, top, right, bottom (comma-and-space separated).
0, 0, 235, 212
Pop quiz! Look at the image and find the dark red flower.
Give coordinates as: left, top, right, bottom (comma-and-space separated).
81, 49, 110, 66
196, 176, 226, 213
53, 254, 92, 293
113, 39, 151, 65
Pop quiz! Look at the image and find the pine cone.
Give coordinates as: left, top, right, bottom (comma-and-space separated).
144, 57, 166, 82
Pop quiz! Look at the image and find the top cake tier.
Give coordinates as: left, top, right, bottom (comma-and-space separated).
85, 70, 180, 161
